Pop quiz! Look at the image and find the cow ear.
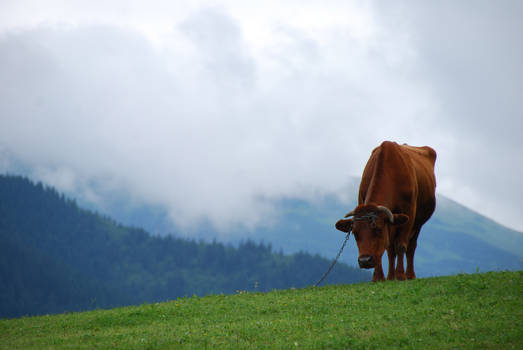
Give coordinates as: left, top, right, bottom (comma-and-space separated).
335, 219, 353, 233
392, 214, 409, 226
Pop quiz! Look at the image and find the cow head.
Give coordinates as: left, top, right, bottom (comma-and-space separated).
335, 204, 409, 269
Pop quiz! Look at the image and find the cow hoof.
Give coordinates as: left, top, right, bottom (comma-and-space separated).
396, 273, 406, 281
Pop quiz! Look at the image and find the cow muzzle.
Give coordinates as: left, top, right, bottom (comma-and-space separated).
358, 255, 375, 269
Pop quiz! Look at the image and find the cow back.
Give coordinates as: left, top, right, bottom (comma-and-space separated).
359, 141, 436, 227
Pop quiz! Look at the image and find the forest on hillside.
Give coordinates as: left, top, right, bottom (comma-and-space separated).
0, 175, 369, 318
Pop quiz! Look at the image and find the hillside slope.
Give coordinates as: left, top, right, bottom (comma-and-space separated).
0, 175, 369, 318
1, 271, 521, 349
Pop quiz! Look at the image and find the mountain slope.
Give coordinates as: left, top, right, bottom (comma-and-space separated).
237, 192, 523, 277
96, 181, 523, 277
0, 175, 369, 318
428, 195, 523, 257
2, 173, 521, 320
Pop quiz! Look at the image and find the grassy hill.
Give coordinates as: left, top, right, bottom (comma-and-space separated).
1, 271, 521, 349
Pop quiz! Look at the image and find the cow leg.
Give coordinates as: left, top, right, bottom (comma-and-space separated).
372, 260, 385, 282
386, 247, 396, 280
406, 228, 421, 280
395, 244, 406, 280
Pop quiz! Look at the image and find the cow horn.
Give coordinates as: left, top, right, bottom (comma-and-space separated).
377, 205, 394, 223
344, 210, 355, 218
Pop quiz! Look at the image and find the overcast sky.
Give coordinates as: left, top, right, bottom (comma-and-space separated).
1, 1, 522, 232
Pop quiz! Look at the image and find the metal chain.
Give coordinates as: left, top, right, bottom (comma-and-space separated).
314, 232, 351, 287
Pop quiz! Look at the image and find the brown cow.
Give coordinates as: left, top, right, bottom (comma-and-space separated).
335, 141, 436, 282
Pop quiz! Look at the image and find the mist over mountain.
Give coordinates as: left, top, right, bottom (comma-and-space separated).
92, 178, 523, 277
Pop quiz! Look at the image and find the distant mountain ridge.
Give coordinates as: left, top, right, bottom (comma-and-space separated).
249, 192, 523, 277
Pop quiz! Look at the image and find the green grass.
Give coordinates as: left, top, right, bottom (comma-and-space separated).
1, 271, 521, 349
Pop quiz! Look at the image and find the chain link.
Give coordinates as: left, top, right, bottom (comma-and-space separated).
314, 232, 351, 287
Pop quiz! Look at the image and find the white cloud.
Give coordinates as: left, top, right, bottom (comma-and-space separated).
374, 1, 523, 230
0, 1, 522, 232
